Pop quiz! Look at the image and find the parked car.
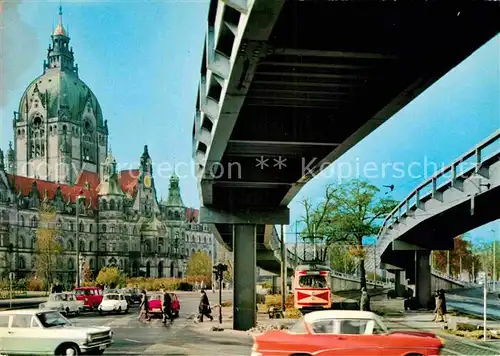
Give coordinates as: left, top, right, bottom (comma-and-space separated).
252, 310, 445, 356
119, 288, 137, 305
147, 293, 164, 317
98, 293, 129, 315
122, 288, 142, 304
0, 309, 113, 355
74, 286, 104, 311
39, 292, 84, 316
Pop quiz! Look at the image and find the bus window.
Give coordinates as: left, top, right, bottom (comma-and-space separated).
298, 275, 327, 288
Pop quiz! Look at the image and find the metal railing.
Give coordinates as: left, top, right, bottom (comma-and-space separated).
378, 130, 500, 235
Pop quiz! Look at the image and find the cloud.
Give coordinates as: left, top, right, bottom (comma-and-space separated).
0, 0, 40, 109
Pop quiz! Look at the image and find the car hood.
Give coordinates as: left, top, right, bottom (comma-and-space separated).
65, 325, 111, 333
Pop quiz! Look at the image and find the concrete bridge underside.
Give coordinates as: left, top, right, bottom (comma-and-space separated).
194, 0, 500, 331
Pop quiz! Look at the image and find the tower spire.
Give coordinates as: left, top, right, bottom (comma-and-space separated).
53, 2, 67, 37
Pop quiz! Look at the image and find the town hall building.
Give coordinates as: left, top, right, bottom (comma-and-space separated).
0, 8, 217, 285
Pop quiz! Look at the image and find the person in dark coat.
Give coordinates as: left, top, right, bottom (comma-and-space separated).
198, 290, 213, 322
360, 287, 371, 311
162, 289, 173, 323
138, 290, 150, 322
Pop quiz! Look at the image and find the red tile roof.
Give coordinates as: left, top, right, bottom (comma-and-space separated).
8, 175, 99, 208
75, 170, 100, 189
119, 169, 140, 196
186, 208, 199, 223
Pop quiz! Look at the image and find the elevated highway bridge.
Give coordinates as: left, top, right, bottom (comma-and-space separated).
377, 130, 500, 308
192, 0, 500, 330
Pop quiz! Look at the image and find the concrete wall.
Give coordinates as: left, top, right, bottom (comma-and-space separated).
431, 275, 465, 291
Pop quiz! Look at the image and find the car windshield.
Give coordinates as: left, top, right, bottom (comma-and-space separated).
36, 311, 71, 328
49, 294, 66, 301
74, 289, 91, 296
298, 275, 328, 288
104, 294, 119, 300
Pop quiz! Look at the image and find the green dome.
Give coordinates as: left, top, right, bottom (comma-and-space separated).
17, 69, 104, 127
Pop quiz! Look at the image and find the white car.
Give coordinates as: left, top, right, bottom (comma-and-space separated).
39, 293, 84, 316
0, 309, 112, 355
98, 293, 129, 315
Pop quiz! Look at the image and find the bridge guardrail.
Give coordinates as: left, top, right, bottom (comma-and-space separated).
268, 227, 466, 288
378, 130, 499, 234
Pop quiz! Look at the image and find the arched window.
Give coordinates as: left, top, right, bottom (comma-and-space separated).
68, 258, 74, 270
89, 241, 94, 252
67, 239, 74, 251
101, 224, 107, 233
204, 236, 207, 244
18, 256, 26, 270
89, 258, 95, 269
79, 240, 85, 252
174, 211, 180, 220
20, 216, 25, 227
79, 222, 84, 232
69, 222, 73, 231
89, 224, 93, 233
19, 236, 25, 249
109, 200, 115, 210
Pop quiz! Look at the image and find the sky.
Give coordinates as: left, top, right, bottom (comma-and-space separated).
1, 1, 499, 245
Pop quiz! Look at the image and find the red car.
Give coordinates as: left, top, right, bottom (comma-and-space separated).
74, 286, 104, 310
252, 310, 444, 356
147, 293, 180, 318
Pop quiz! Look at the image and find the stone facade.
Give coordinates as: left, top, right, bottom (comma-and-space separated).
0, 9, 217, 285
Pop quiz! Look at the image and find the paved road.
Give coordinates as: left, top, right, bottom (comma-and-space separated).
66, 290, 252, 355
445, 288, 500, 320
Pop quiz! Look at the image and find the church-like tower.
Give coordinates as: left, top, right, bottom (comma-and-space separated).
12, 7, 108, 184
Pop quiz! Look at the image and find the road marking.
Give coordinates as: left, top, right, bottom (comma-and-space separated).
124, 338, 142, 343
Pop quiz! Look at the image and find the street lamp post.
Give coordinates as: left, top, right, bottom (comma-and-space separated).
75, 193, 85, 288
492, 229, 496, 292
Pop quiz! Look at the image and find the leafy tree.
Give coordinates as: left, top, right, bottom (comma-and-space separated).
186, 251, 212, 279
472, 241, 499, 280
301, 179, 398, 289
83, 262, 93, 282
96, 267, 125, 288
328, 244, 357, 274
33, 201, 63, 289
224, 259, 233, 282
433, 236, 476, 278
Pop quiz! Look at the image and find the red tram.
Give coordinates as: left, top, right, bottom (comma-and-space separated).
293, 264, 332, 313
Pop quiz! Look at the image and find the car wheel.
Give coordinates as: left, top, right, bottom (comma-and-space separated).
75, 310, 80, 316
404, 354, 423, 356
98, 309, 103, 316
125, 306, 129, 314
56, 343, 80, 356
118, 306, 122, 313
65, 307, 70, 315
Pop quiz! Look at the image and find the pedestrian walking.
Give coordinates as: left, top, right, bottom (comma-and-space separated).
360, 287, 371, 311
433, 290, 445, 322
138, 290, 150, 322
161, 289, 173, 323
198, 289, 213, 322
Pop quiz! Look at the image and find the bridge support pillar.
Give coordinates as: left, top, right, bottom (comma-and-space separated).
233, 224, 257, 331
394, 270, 407, 297
415, 250, 432, 309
